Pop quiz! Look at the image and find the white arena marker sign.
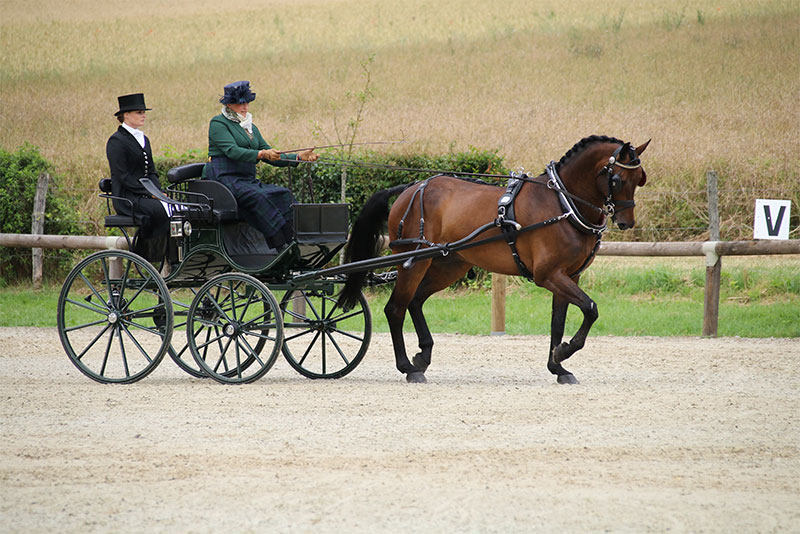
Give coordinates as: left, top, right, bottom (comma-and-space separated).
753, 199, 791, 240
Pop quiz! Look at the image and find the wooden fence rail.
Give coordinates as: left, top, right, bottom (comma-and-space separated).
0, 233, 128, 251
1, 233, 798, 337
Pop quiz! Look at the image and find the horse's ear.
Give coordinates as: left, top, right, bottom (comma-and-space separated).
635, 139, 651, 155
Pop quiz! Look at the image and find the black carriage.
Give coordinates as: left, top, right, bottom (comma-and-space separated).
57, 163, 372, 384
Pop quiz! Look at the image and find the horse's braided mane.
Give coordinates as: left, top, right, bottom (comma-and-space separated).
552, 135, 624, 173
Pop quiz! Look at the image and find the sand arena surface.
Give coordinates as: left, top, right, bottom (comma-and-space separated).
1, 327, 798, 533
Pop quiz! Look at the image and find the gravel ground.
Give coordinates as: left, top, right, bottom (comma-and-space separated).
1, 327, 798, 533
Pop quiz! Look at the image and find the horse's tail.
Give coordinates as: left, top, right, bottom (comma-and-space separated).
338, 183, 411, 309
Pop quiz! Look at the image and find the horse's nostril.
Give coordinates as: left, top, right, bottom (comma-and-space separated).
618, 221, 634, 230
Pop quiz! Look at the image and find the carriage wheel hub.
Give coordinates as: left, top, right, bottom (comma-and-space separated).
223, 323, 238, 337
107, 312, 119, 324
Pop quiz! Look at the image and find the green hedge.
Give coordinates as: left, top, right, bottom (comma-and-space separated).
0, 144, 82, 284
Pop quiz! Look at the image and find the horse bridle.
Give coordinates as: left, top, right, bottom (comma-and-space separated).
598, 142, 642, 219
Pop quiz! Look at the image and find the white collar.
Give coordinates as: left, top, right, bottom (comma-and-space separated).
122, 122, 146, 148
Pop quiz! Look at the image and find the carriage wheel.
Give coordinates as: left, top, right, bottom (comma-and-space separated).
172, 284, 271, 380
57, 250, 173, 384
187, 273, 283, 384
280, 288, 371, 379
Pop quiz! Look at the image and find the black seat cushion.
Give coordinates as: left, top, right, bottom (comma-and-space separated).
104, 214, 135, 227
167, 163, 206, 184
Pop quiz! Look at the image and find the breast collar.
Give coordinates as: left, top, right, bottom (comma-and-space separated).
546, 162, 607, 236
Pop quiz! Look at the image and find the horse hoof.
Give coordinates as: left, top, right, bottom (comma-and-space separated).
557, 374, 579, 385
406, 372, 427, 384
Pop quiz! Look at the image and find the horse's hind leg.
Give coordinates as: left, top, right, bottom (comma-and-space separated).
542, 274, 598, 385
407, 259, 472, 374
384, 259, 432, 382
408, 294, 433, 373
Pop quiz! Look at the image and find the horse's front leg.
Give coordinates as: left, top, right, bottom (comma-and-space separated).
542, 274, 598, 385
548, 294, 575, 383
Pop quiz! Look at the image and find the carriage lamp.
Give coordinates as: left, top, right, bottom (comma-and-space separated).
170, 219, 183, 237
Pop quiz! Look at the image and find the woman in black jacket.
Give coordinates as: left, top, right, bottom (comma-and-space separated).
106, 93, 169, 260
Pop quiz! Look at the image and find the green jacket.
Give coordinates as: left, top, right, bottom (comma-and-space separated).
206, 113, 299, 166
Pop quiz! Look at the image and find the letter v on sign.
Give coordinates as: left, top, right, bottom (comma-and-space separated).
753, 199, 792, 240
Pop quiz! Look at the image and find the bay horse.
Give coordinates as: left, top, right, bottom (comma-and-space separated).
339, 135, 650, 384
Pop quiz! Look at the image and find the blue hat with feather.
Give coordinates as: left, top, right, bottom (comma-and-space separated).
220, 80, 256, 104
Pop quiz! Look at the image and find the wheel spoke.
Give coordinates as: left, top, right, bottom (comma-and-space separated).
100, 257, 113, 303
117, 255, 133, 303
296, 330, 322, 366
240, 309, 275, 330
327, 328, 365, 343
64, 294, 109, 316
99, 326, 115, 376
120, 322, 155, 364
211, 335, 234, 373
228, 279, 238, 321
124, 274, 158, 310
77, 272, 112, 312
116, 325, 131, 378
283, 327, 315, 343
323, 330, 351, 366
63, 316, 110, 333
241, 329, 278, 342
123, 318, 166, 337
238, 334, 266, 368
74, 323, 113, 360
193, 330, 227, 351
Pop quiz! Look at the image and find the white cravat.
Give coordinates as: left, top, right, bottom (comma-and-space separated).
122, 122, 146, 148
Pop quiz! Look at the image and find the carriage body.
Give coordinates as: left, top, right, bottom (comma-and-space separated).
57, 163, 371, 384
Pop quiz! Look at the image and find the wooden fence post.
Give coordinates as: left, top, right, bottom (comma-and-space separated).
491, 273, 506, 335
702, 170, 721, 337
31, 172, 50, 289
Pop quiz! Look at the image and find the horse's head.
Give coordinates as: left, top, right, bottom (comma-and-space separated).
596, 139, 650, 230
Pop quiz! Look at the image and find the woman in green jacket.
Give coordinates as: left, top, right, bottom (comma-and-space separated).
204, 80, 318, 250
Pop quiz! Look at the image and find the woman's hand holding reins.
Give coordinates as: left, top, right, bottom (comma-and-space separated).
258, 148, 281, 161
298, 149, 318, 162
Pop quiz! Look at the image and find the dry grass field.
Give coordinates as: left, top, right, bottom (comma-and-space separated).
1, 0, 799, 231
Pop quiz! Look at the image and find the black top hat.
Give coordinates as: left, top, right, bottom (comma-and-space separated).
115, 93, 151, 116
220, 81, 256, 104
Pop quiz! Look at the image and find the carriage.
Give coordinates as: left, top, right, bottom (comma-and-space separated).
57, 162, 373, 384
59, 136, 650, 385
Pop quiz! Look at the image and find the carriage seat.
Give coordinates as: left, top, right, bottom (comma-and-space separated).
166, 163, 239, 222
98, 178, 135, 228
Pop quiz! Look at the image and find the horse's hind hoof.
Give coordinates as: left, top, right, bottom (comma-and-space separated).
406, 372, 427, 384
557, 374, 579, 385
